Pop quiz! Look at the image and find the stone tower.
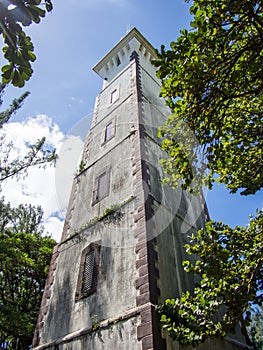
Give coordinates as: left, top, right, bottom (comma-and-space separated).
33, 28, 249, 350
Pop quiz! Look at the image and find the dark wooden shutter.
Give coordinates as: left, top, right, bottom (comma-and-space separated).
82, 250, 95, 295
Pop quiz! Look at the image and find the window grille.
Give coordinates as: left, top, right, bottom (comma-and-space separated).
82, 250, 95, 295
75, 242, 100, 301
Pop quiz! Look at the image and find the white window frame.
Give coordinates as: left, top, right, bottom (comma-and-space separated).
101, 119, 116, 145
92, 166, 111, 205
109, 86, 119, 105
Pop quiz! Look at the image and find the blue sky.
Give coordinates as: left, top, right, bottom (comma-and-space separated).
0, 0, 262, 240
1, 0, 193, 132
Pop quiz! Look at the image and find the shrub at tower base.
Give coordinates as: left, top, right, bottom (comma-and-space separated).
153, 0, 263, 346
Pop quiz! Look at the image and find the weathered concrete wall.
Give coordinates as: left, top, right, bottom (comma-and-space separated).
66, 64, 136, 235
91, 66, 133, 128
38, 316, 142, 350
39, 199, 139, 345
68, 136, 135, 232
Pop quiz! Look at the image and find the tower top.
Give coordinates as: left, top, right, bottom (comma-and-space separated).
93, 27, 157, 82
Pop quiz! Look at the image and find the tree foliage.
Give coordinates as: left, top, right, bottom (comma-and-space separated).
0, 199, 56, 349
158, 211, 263, 346
0, 0, 53, 87
0, 84, 57, 348
0, 83, 57, 184
154, 0, 263, 195
247, 305, 263, 350
153, 0, 263, 346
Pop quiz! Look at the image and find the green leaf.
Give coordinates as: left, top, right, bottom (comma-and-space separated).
0, 0, 53, 87
12, 70, 25, 87
0, 198, 56, 348
1, 64, 13, 73
27, 51, 36, 61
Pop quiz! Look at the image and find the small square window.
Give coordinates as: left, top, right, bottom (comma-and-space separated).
102, 121, 115, 144
105, 122, 113, 142
97, 172, 108, 199
92, 167, 110, 205
110, 89, 118, 104
75, 243, 100, 300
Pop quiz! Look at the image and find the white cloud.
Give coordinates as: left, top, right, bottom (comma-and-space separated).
2, 114, 63, 146
44, 216, 64, 242
55, 134, 84, 215
0, 115, 84, 242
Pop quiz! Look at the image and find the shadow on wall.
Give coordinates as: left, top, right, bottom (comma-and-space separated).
44, 271, 73, 341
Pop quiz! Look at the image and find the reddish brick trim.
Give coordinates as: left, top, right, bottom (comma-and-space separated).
135, 275, 149, 289
138, 247, 148, 259
136, 292, 151, 307
141, 307, 152, 323
142, 335, 154, 349
136, 256, 148, 269
135, 241, 147, 253
91, 93, 101, 128
136, 305, 166, 350
139, 282, 150, 294
33, 245, 60, 347
138, 321, 153, 339
61, 177, 78, 241
130, 51, 166, 350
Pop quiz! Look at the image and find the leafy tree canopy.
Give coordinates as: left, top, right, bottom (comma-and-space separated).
158, 211, 263, 346
153, 0, 263, 347
0, 198, 56, 349
153, 0, 263, 196
0, 0, 53, 87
